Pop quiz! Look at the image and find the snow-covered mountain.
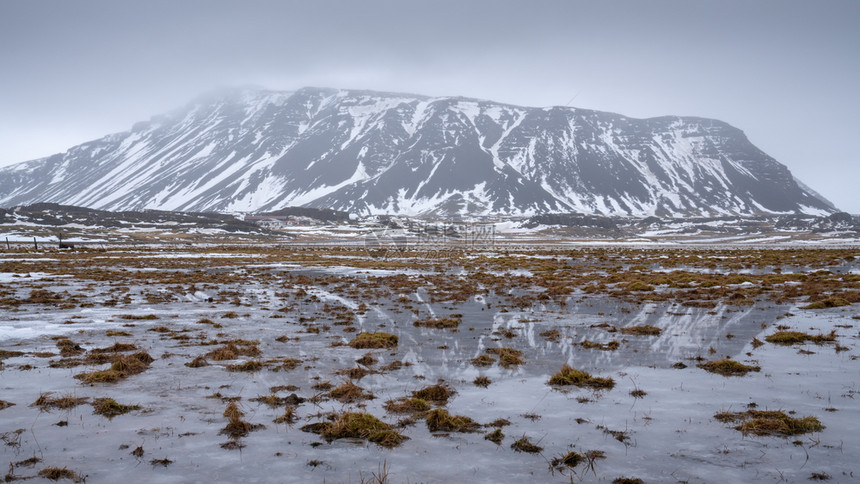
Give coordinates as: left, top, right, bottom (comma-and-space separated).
0, 87, 835, 217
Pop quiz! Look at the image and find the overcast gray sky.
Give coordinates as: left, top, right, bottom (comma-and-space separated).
1, 0, 858, 212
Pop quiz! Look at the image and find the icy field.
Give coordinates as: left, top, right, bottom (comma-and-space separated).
1, 246, 858, 483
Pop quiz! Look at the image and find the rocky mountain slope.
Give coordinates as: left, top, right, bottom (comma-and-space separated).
0, 87, 835, 218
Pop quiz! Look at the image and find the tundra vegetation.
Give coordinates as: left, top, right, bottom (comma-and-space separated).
0, 245, 856, 482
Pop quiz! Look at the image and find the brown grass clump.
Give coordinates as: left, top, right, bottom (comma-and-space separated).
0, 349, 25, 360
698, 358, 761, 377
328, 381, 374, 403
471, 354, 495, 367
765, 330, 837, 345
487, 418, 511, 427
335, 366, 373, 380
379, 360, 404, 371
248, 394, 281, 408
220, 402, 264, 439
205, 343, 260, 361
486, 347, 524, 368
413, 314, 462, 329
715, 409, 824, 437
548, 365, 615, 389
302, 412, 406, 448
484, 428, 504, 444
273, 406, 297, 425
510, 435, 543, 453
551, 451, 584, 468
13, 456, 41, 467
105, 330, 131, 337
91, 398, 141, 418
802, 297, 850, 309
348, 332, 398, 349
37, 466, 84, 482
580, 340, 621, 351
150, 458, 173, 467
613, 478, 645, 484
31, 393, 88, 411
626, 280, 654, 292
89, 342, 137, 354
539, 329, 561, 342
425, 409, 480, 432
412, 384, 454, 404
0, 400, 14, 411
56, 339, 84, 356
226, 360, 264, 372
355, 353, 377, 366
74, 351, 153, 384
384, 397, 430, 414
473, 376, 492, 388
118, 314, 158, 320
619, 325, 662, 336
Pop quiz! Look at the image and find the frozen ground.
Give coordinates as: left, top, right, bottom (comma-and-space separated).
0, 246, 858, 483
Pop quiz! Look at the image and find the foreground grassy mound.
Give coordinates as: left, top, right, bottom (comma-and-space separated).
715, 409, 824, 437
698, 358, 761, 377
348, 332, 398, 349
548, 365, 615, 389
302, 412, 406, 448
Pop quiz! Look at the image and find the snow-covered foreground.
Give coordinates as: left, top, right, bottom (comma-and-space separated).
0, 246, 858, 483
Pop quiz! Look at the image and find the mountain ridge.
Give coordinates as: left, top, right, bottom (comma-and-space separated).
0, 86, 835, 218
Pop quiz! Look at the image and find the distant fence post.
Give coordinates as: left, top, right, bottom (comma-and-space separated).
5, 237, 9, 249
34, 237, 38, 249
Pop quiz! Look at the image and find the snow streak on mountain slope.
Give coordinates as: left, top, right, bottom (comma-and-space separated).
0, 87, 834, 217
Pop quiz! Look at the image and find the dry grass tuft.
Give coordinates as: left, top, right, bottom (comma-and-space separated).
89, 342, 137, 354
91, 397, 141, 418
220, 402, 264, 439
484, 428, 504, 444
412, 384, 454, 403
580, 340, 621, 351
75, 351, 154, 384
302, 412, 406, 448
698, 358, 761, 377
413, 314, 462, 329
348, 332, 398, 349
55, 339, 84, 356
37, 466, 84, 482
510, 435, 543, 453
802, 297, 850, 309
619, 325, 662, 336
225, 360, 264, 372
383, 397, 430, 414
205, 343, 260, 361
471, 354, 495, 367
473, 376, 492, 388
551, 451, 584, 468
765, 330, 837, 345
548, 365, 615, 389
486, 347, 524, 368
328, 381, 374, 403
273, 407, 298, 425
31, 392, 88, 411
425, 409, 479, 432
714, 409, 824, 437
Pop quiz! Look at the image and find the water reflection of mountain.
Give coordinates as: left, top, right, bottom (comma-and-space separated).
366, 296, 786, 383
